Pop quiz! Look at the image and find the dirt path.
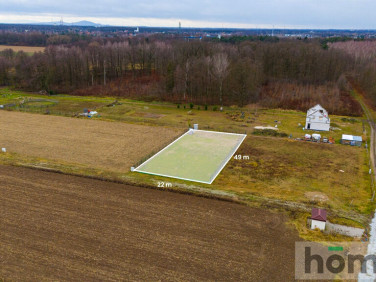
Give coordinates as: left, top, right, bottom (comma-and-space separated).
349, 82, 376, 280
350, 85, 376, 199
0, 165, 300, 281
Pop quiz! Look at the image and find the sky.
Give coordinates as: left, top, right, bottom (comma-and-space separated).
0, 0, 374, 29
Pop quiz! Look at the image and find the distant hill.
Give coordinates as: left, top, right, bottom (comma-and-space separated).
70, 21, 103, 27
35, 20, 103, 27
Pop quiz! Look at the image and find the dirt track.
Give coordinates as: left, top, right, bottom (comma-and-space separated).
0, 110, 180, 172
0, 165, 299, 281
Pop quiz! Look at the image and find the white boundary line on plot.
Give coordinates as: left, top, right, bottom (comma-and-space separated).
134, 129, 247, 184
193, 129, 246, 137
207, 133, 247, 184
134, 130, 191, 171
134, 170, 212, 185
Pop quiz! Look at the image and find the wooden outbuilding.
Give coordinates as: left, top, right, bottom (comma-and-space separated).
311, 208, 327, 230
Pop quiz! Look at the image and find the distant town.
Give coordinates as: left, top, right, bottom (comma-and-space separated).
1, 22, 376, 40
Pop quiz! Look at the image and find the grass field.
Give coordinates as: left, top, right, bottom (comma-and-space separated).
0, 87, 372, 238
0, 110, 181, 172
0, 87, 365, 140
0, 45, 45, 54
136, 130, 246, 184
217, 136, 373, 217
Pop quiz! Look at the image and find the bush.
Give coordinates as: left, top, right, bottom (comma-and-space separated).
177, 104, 180, 108
252, 129, 288, 137
190, 103, 194, 109
197, 106, 200, 110
341, 117, 358, 123
205, 105, 208, 110
213, 106, 218, 111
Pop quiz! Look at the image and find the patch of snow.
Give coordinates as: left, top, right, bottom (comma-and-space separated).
254, 126, 278, 131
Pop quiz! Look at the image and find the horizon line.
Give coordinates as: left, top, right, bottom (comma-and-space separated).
1, 22, 376, 32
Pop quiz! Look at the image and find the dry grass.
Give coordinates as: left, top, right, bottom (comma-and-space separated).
0, 87, 372, 236
0, 45, 45, 53
0, 87, 366, 140
216, 136, 373, 216
0, 110, 181, 172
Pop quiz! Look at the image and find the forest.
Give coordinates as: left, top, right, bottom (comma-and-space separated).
331, 40, 376, 106
0, 33, 371, 115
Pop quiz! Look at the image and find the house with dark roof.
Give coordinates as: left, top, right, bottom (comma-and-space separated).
311, 208, 327, 230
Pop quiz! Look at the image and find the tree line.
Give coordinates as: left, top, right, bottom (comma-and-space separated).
0, 36, 356, 111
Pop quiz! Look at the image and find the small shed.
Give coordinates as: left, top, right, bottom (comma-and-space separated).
311, 208, 327, 230
341, 134, 362, 147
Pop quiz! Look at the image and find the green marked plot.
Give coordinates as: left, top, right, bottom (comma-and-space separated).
135, 130, 246, 184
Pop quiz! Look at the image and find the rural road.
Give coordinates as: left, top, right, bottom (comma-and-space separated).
351, 88, 376, 199
0, 165, 300, 281
351, 85, 376, 280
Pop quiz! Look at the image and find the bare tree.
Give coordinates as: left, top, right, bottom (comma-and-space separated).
212, 52, 229, 106
183, 59, 190, 101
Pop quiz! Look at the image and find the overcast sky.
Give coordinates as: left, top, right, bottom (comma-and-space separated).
0, 0, 374, 29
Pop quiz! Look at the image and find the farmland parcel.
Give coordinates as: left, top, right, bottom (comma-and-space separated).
0, 165, 299, 281
135, 130, 246, 184
0, 110, 181, 172
0, 45, 45, 53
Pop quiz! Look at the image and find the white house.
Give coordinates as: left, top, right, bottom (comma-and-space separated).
305, 104, 330, 131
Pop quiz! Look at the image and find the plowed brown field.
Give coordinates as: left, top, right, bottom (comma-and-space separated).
0, 110, 181, 172
0, 165, 300, 281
